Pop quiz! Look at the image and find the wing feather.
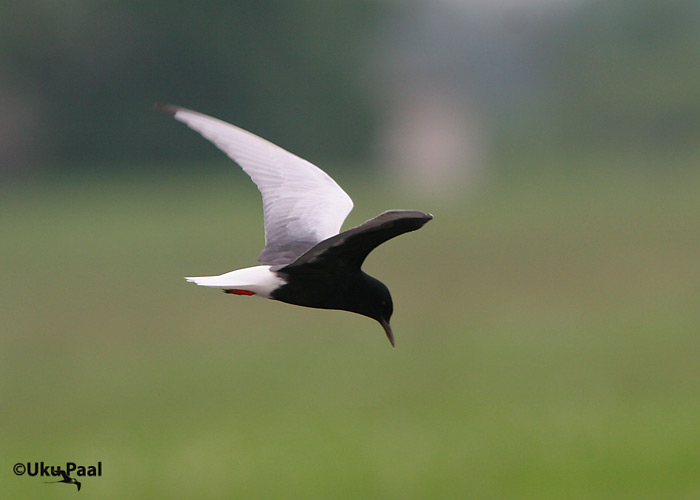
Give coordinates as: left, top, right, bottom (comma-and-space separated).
281, 210, 433, 271
156, 104, 354, 265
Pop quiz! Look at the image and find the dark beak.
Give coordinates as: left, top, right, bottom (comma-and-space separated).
380, 318, 395, 347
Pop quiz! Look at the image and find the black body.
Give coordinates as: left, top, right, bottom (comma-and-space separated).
272, 268, 392, 320
270, 210, 432, 345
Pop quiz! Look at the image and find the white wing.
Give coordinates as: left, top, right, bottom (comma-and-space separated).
157, 104, 354, 265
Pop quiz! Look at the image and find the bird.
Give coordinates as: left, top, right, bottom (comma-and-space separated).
155, 103, 432, 346
45, 470, 81, 491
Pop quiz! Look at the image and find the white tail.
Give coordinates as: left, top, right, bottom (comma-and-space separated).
185, 265, 285, 298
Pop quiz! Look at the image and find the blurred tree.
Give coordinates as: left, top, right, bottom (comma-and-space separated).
4, 0, 698, 175
540, 0, 700, 153
0, 0, 384, 172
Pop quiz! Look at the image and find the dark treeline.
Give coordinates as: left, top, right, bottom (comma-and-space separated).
1, 0, 698, 174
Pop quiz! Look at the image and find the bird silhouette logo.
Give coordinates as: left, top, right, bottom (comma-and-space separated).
45, 469, 81, 491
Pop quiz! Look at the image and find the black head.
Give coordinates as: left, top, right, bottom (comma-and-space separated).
358, 275, 395, 346
271, 268, 396, 346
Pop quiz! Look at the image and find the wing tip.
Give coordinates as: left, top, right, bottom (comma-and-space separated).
382, 209, 433, 222
153, 102, 179, 116
411, 210, 433, 223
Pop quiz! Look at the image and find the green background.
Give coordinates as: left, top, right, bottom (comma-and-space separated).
2, 0, 700, 498
3, 157, 699, 498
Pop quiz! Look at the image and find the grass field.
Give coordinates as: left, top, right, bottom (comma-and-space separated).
2, 156, 699, 499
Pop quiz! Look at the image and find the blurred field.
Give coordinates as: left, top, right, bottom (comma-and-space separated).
2, 157, 699, 499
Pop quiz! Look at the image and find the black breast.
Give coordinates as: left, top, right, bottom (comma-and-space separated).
270, 266, 367, 313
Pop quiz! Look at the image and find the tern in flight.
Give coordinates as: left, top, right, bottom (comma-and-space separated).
156, 104, 432, 346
